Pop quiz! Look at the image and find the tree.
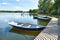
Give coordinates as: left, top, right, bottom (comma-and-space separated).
54, 0, 60, 15
29, 9, 38, 13
38, 0, 54, 15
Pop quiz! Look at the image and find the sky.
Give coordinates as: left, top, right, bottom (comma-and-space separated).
0, 0, 38, 11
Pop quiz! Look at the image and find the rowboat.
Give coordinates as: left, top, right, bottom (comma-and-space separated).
9, 21, 45, 36
34, 16, 51, 20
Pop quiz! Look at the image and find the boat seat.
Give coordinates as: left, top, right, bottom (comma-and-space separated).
27, 25, 31, 28
17, 24, 24, 27
9, 21, 17, 26
36, 26, 39, 28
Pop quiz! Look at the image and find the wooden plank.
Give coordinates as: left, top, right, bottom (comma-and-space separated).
34, 18, 58, 40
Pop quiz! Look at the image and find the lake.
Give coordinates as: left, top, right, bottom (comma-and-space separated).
0, 13, 50, 40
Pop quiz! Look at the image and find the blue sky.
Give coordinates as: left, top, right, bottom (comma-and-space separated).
0, 0, 38, 11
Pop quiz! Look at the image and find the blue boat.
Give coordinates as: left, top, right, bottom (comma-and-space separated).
8, 21, 45, 36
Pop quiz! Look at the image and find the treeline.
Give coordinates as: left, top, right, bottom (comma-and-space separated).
0, 10, 23, 13
29, 9, 38, 13
38, 0, 60, 15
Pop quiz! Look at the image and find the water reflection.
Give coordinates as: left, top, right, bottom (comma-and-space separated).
0, 26, 35, 40
37, 19, 51, 26
10, 27, 42, 36
0, 13, 50, 40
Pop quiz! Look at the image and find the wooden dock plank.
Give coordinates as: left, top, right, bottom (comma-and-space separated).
34, 17, 58, 40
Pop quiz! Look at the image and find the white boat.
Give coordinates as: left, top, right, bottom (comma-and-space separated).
8, 21, 45, 30
9, 21, 45, 36
38, 16, 49, 19
34, 16, 51, 20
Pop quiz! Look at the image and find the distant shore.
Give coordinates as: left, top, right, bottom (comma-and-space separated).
0, 10, 28, 13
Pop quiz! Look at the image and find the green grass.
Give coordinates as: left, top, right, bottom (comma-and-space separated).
38, 13, 59, 18
44, 14, 59, 18
50, 15, 60, 18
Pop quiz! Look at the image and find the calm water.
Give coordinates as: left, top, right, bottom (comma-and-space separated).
0, 13, 49, 40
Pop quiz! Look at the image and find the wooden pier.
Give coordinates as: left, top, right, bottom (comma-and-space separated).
34, 17, 58, 40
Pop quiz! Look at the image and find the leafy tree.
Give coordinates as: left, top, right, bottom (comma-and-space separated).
54, 0, 60, 15
29, 9, 38, 13
38, 0, 60, 16
38, 0, 55, 15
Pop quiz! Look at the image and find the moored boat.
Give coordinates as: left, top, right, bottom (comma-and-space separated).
38, 16, 51, 20
9, 21, 45, 36
33, 16, 51, 20
33, 16, 38, 19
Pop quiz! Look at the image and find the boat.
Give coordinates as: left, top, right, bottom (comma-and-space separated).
8, 21, 45, 36
33, 16, 38, 19
34, 16, 51, 20
38, 16, 51, 20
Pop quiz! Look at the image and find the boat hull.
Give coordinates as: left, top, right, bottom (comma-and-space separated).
33, 16, 51, 20
10, 25, 45, 36
38, 18, 51, 21
33, 16, 38, 19
11, 25, 45, 31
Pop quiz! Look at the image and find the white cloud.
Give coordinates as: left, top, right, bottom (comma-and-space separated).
0, 0, 38, 11
16, 0, 20, 2
2, 2, 8, 5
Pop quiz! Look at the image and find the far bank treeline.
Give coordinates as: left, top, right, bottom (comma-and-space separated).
29, 9, 38, 13
0, 9, 38, 13
0, 10, 28, 13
